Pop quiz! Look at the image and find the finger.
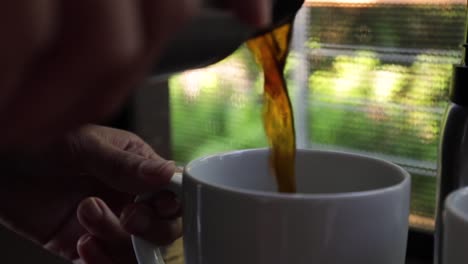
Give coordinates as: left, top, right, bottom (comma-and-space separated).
151, 191, 182, 220
224, 0, 272, 27
77, 197, 129, 243
0, 0, 56, 107
76, 138, 177, 193
77, 197, 136, 264
141, 0, 199, 56
2, 0, 144, 146
77, 234, 115, 264
120, 203, 182, 247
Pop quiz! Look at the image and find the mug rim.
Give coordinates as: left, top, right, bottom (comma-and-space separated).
183, 148, 411, 200
445, 187, 468, 223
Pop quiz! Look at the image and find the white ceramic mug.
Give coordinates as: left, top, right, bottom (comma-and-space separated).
132, 148, 411, 264
442, 186, 468, 264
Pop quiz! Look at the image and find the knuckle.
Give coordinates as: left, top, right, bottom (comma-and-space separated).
100, 36, 144, 70
124, 137, 146, 152
16, 26, 51, 52
153, 220, 182, 246
2, 1, 56, 54
27, 20, 54, 50
23, 0, 56, 50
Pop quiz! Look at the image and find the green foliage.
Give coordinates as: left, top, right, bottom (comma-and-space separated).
308, 5, 466, 49
308, 51, 451, 162
170, 49, 267, 163
171, 48, 453, 165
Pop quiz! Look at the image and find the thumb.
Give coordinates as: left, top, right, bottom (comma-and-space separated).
78, 140, 176, 194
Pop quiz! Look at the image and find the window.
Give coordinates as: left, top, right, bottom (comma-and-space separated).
169, 0, 466, 233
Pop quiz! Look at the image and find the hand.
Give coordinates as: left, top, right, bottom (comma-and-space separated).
0, 124, 181, 263
0, 0, 272, 149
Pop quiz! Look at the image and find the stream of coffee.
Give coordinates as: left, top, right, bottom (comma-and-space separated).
247, 23, 296, 193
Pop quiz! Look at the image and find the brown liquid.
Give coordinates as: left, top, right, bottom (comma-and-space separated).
247, 23, 296, 193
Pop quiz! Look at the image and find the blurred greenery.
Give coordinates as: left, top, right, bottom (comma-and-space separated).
308, 52, 452, 161
169, 4, 466, 221
170, 48, 267, 162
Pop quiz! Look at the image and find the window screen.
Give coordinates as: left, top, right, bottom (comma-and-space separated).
169, 0, 466, 232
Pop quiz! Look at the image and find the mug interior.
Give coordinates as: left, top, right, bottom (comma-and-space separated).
185, 148, 408, 196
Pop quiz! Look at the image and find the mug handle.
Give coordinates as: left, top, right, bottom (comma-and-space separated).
131, 172, 183, 264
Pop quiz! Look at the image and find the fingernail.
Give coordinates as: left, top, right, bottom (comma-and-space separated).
140, 160, 176, 185
121, 206, 150, 234
81, 198, 103, 223
77, 234, 93, 247
175, 166, 184, 174
155, 193, 181, 218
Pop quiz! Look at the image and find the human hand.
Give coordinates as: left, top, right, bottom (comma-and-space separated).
0, 124, 181, 263
0, 0, 272, 149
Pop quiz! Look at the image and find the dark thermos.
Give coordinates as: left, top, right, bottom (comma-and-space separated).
150, 0, 304, 78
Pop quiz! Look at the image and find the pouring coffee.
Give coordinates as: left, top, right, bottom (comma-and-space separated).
152, 0, 303, 193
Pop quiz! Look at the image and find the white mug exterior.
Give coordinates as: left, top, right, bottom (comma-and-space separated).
134, 148, 411, 264
443, 187, 468, 264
